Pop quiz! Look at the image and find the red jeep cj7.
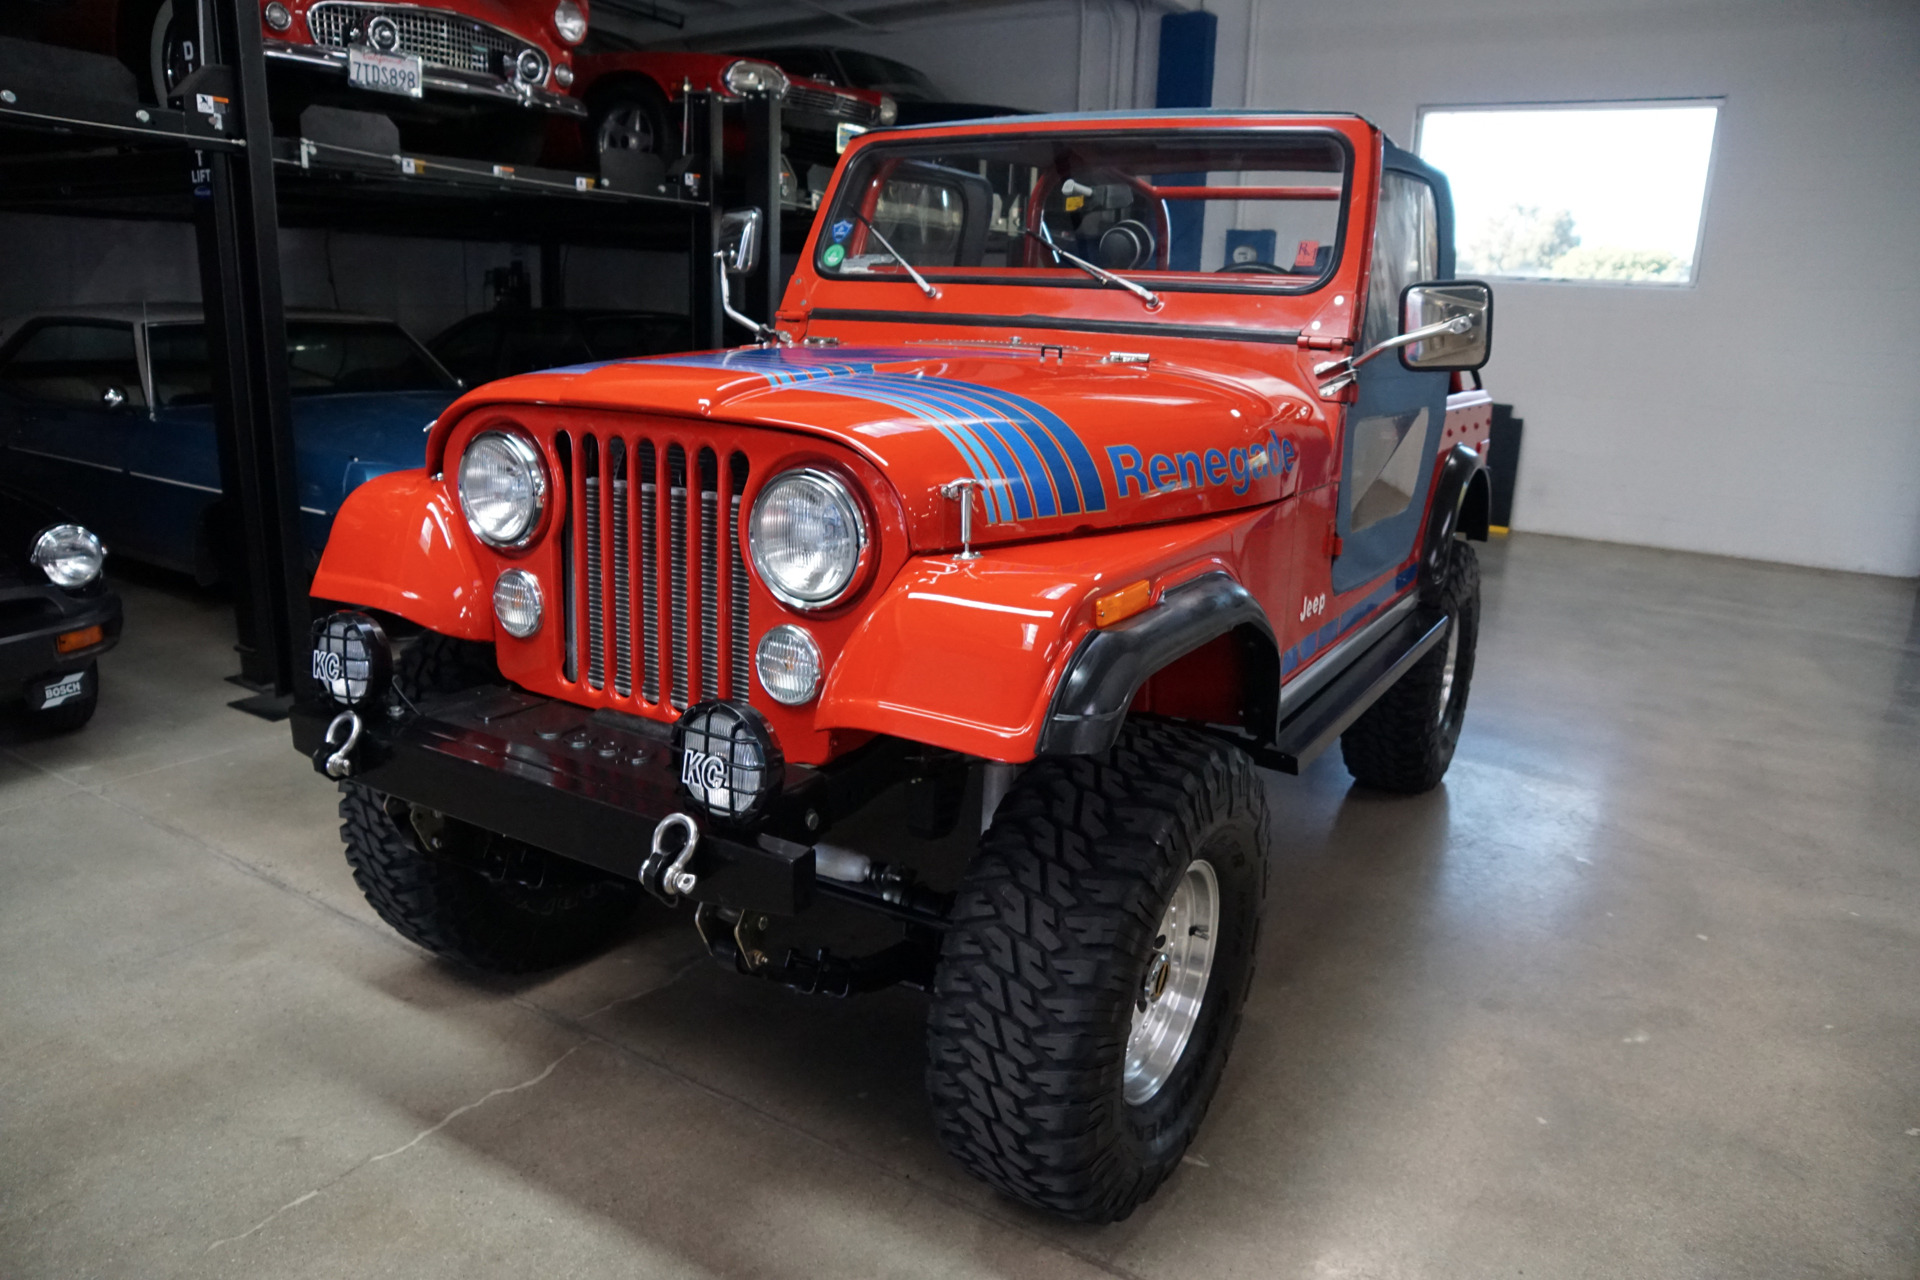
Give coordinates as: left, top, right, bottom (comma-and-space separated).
296, 110, 1495, 1222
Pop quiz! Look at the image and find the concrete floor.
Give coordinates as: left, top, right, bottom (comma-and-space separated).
1, 533, 1916, 1279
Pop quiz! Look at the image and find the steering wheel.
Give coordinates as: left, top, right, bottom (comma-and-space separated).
1215, 261, 1291, 275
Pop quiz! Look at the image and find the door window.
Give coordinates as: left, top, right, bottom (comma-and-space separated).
1361, 172, 1439, 350
0, 321, 146, 409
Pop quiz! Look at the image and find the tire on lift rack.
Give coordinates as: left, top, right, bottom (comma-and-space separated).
925, 719, 1270, 1222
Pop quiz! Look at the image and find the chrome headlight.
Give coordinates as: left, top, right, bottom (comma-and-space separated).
31, 524, 105, 588
458, 430, 547, 548
723, 59, 789, 98
748, 468, 865, 609
877, 93, 898, 125
552, 0, 587, 44
264, 2, 293, 31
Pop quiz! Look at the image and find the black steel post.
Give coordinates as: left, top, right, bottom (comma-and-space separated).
685, 91, 725, 351
539, 240, 565, 309
193, 0, 305, 701
742, 91, 782, 330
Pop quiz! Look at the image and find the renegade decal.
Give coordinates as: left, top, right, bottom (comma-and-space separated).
1107, 434, 1296, 499
637, 348, 1111, 525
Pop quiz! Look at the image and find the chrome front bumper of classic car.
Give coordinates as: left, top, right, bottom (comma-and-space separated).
264, 42, 588, 117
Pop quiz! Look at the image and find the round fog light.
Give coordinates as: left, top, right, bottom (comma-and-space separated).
674, 700, 784, 824
494, 569, 543, 638
554, 63, 573, 88
755, 624, 822, 706
264, 2, 293, 31
309, 611, 392, 708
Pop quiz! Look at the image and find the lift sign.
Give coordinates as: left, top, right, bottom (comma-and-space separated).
1107, 432, 1296, 499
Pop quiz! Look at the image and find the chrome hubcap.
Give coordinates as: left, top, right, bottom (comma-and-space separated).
1124, 858, 1220, 1105
597, 105, 658, 155
1437, 618, 1461, 725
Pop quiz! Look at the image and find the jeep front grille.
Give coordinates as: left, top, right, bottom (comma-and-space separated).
306, 2, 534, 76
558, 431, 751, 717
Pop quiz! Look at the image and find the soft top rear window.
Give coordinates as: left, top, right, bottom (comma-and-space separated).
817, 129, 1351, 294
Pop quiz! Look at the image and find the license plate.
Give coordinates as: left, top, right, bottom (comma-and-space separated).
347, 46, 423, 99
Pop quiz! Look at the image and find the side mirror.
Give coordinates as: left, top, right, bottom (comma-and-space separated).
1400, 280, 1492, 371
718, 208, 762, 276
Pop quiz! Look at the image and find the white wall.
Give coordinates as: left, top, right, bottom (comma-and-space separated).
1189, 0, 1920, 577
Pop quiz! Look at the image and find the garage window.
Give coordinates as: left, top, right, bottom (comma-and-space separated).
1416, 101, 1719, 285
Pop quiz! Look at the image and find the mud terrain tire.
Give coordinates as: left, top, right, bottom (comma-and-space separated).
925, 720, 1269, 1222
1340, 539, 1480, 793
339, 782, 639, 972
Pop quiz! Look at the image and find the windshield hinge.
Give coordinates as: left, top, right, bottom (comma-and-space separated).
1296, 334, 1347, 352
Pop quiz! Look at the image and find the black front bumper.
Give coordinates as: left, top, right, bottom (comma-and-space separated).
291, 687, 816, 916
0, 582, 122, 698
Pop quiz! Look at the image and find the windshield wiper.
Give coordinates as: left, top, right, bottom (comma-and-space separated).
1022, 225, 1163, 311
853, 213, 939, 299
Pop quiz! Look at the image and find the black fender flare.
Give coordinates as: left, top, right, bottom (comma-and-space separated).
1036, 572, 1275, 757
1421, 445, 1490, 604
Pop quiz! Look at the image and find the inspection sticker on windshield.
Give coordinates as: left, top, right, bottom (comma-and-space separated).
831, 220, 853, 242
822, 244, 847, 267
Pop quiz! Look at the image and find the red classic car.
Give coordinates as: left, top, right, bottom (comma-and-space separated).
296, 110, 1496, 1223
564, 31, 893, 176
3, 0, 587, 157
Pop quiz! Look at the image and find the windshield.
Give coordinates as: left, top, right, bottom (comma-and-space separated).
817, 130, 1349, 293
149, 321, 457, 407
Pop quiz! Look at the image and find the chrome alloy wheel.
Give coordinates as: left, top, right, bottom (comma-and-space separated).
1437, 617, 1461, 724
1124, 858, 1220, 1105
597, 105, 659, 155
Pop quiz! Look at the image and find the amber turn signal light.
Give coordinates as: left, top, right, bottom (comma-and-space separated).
55, 625, 104, 654
1094, 580, 1152, 627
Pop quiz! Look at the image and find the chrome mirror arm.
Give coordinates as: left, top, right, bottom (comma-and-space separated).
1314, 314, 1474, 384
716, 252, 791, 346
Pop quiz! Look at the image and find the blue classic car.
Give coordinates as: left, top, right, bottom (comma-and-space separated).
0, 306, 461, 580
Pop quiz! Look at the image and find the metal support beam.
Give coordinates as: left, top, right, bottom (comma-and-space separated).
685, 91, 726, 351
742, 92, 782, 330
193, 0, 305, 698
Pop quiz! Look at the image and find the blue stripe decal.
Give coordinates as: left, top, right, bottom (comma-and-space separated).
611, 348, 1112, 525
1280, 566, 1419, 679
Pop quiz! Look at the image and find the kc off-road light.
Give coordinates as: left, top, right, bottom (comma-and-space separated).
310, 612, 392, 708
755, 624, 822, 706
30, 524, 105, 588
493, 569, 543, 638
458, 430, 547, 548
674, 700, 784, 823
748, 468, 866, 609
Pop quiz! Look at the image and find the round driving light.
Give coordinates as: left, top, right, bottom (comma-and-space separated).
877, 93, 898, 125
309, 611, 392, 708
494, 569, 544, 638
553, 63, 574, 88
458, 430, 547, 548
673, 700, 785, 824
552, 0, 587, 44
722, 59, 789, 98
748, 468, 866, 609
264, 3, 293, 32
755, 624, 822, 706
31, 524, 106, 588
367, 15, 400, 51
515, 47, 548, 84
